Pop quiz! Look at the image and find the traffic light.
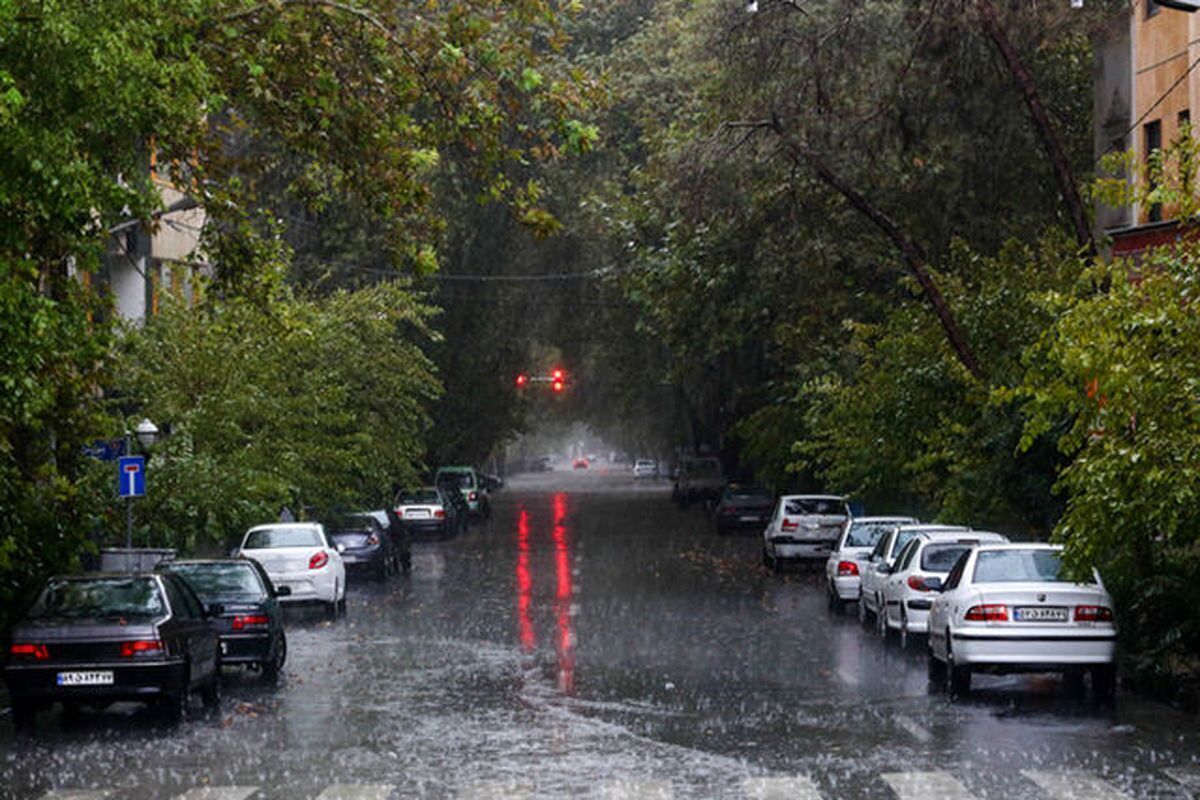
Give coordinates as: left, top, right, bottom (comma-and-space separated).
515, 373, 528, 388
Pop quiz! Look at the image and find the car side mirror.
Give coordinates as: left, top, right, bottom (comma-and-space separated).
205, 603, 225, 618
274, 585, 292, 598
877, 563, 892, 574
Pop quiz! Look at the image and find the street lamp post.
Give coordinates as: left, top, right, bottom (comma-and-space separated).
123, 418, 159, 551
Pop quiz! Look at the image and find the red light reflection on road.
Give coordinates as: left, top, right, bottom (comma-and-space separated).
516, 507, 534, 652
553, 492, 575, 694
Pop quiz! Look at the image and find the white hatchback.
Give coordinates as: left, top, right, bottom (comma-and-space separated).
237, 523, 346, 617
633, 459, 658, 479
762, 495, 850, 569
824, 516, 916, 607
927, 543, 1117, 699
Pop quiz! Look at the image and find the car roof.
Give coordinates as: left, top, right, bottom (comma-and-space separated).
894, 523, 967, 532
972, 542, 1062, 552
780, 494, 846, 501
851, 516, 917, 523
916, 530, 1008, 544
436, 465, 474, 472
159, 558, 252, 567
247, 522, 321, 532
50, 572, 164, 582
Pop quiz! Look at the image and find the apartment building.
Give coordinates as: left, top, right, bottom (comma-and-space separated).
1094, 0, 1200, 256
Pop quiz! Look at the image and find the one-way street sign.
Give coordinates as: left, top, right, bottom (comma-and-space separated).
118, 456, 146, 498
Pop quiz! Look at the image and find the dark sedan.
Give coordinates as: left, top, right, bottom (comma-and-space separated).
157, 559, 288, 681
327, 514, 402, 581
3, 573, 221, 727
713, 485, 775, 535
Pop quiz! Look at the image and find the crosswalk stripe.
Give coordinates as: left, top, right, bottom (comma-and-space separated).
175, 788, 259, 800
1166, 767, 1200, 792
1022, 770, 1129, 800
313, 786, 394, 800
599, 779, 675, 800
883, 771, 976, 800
742, 775, 824, 800
36, 792, 110, 800
455, 781, 533, 800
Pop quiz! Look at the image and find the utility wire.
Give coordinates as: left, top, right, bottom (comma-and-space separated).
1098, 53, 1200, 164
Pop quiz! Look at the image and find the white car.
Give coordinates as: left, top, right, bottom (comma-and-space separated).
633, 459, 659, 479
824, 516, 917, 608
762, 495, 850, 569
237, 523, 346, 617
927, 543, 1117, 699
858, 524, 969, 624
880, 530, 1009, 647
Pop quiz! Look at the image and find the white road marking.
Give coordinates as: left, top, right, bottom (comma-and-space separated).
313, 786, 394, 800
599, 779, 675, 799
883, 771, 976, 800
36, 793, 110, 800
1166, 767, 1200, 792
175, 788, 259, 800
742, 775, 824, 800
893, 713, 932, 743
1022, 770, 1130, 800
455, 781, 533, 800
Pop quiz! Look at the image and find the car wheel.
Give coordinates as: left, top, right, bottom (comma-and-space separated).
324, 599, 338, 620
375, 559, 388, 582
400, 553, 412, 574
11, 701, 36, 731
857, 598, 869, 625
945, 640, 970, 697
200, 671, 222, 711
158, 679, 190, 722
1092, 664, 1116, 703
899, 610, 910, 649
262, 633, 287, 682
927, 644, 947, 684
877, 600, 890, 638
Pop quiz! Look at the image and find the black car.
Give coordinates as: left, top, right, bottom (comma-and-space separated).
327, 513, 405, 580
157, 559, 288, 681
433, 480, 471, 533
713, 485, 775, 534
3, 573, 221, 726
395, 487, 460, 539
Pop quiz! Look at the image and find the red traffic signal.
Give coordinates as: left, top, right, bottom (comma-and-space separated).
515, 373, 528, 388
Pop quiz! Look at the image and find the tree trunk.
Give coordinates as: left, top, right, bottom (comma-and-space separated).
976, 0, 1096, 257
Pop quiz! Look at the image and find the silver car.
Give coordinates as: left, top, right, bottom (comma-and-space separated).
927, 543, 1117, 699
824, 516, 916, 609
762, 495, 850, 569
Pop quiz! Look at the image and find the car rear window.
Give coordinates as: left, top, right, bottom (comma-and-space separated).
844, 521, 895, 548
920, 544, 972, 573
785, 499, 848, 516
163, 563, 265, 599
726, 488, 772, 503
244, 527, 323, 549
399, 490, 441, 504
29, 577, 166, 620
439, 472, 475, 489
972, 549, 1079, 584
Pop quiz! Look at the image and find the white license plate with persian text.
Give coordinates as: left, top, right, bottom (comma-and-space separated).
57, 671, 114, 686
1014, 606, 1068, 622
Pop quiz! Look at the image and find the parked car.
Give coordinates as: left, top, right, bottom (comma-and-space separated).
672, 456, 724, 506
632, 459, 659, 479
713, 485, 774, 535
761, 495, 851, 569
879, 530, 1009, 647
3, 573, 221, 727
157, 559, 288, 681
434, 478, 472, 531
927, 543, 1117, 700
573, 457, 590, 470
435, 466, 490, 519
326, 514, 403, 581
824, 516, 917, 609
236, 523, 346, 618
396, 486, 460, 539
357, 510, 413, 573
859, 524, 969, 624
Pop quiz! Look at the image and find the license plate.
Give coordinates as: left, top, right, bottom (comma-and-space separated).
57, 671, 114, 686
408, 510, 430, 519
342, 554, 358, 563
1014, 606, 1068, 622
740, 516, 761, 522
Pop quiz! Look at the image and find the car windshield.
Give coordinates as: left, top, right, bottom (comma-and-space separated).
163, 563, 265, 599
972, 549, 1082, 583
785, 499, 847, 516
399, 489, 441, 505
244, 527, 323, 549
892, 530, 921, 556
28, 577, 166, 620
439, 472, 474, 489
921, 544, 973, 573
844, 521, 897, 548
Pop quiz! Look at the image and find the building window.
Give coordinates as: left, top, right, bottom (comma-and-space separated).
1147, 0, 1160, 18
1179, 109, 1191, 132
1146, 120, 1162, 222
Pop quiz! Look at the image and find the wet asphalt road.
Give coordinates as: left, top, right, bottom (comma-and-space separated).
2, 470, 1200, 799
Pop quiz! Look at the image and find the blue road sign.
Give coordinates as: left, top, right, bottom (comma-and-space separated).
118, 456, 146, 498
84, 438, 126, 462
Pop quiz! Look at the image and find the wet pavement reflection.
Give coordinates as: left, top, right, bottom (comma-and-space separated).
1, 471, 1199, 798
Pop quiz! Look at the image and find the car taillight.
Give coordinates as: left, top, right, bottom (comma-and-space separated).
964, 604, 1009, 622
232, 614, 270, 631
434, 508, 446, 518
781, 519, 799, 531
1074, 605, 1114, 622
837, 561, 859, 577
367, 533, 380, 546
9, 643, 49, 661
468, 492, 478, 502
309, 551, 329, 570
120, 639, 164, 658
394, 508, 405, 519
907, 575, 934, 592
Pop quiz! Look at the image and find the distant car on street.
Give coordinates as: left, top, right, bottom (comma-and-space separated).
824, 516, 917, 609
236, 523, 346, 618
326, 513, 404, 581
3, 573, 221, 727
712, 485, 774, 535
672, 456, 725, 506
761, 495, 850, 569
632, 459, 659, 479
157, 559, 288, 681
879, 530, 1009, 647
357, 509, 413, 572
396, 486, 460, 539
573, 457, 589, 470
927, 543, 1117, 700
435, 466, 490, 520
858, 524, 969, 625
